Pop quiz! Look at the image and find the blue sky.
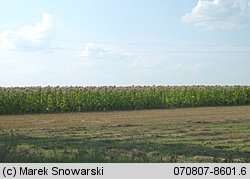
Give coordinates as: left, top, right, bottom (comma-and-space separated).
1, 0, 250, 86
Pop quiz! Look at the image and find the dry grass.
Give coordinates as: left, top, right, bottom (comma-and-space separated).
0, 106, 250, 162
1, 105, 249, 129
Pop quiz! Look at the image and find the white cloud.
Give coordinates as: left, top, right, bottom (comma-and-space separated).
73, 43, 127, 69
0, 12, 56, 49
78, 43, 115, 58
76, 42, 136, 65
182, 0, 250, 30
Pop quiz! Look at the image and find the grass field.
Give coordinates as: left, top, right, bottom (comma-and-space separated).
0, 106, 249, 162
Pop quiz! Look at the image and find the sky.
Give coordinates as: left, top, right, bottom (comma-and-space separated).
1, 0, 250, 86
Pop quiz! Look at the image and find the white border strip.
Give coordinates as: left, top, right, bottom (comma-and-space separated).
0, 163, 249, 179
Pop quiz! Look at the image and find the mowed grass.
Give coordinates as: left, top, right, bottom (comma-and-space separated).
0, 106, 250, 162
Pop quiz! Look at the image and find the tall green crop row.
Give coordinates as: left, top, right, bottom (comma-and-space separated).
0, 86, 249, 115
